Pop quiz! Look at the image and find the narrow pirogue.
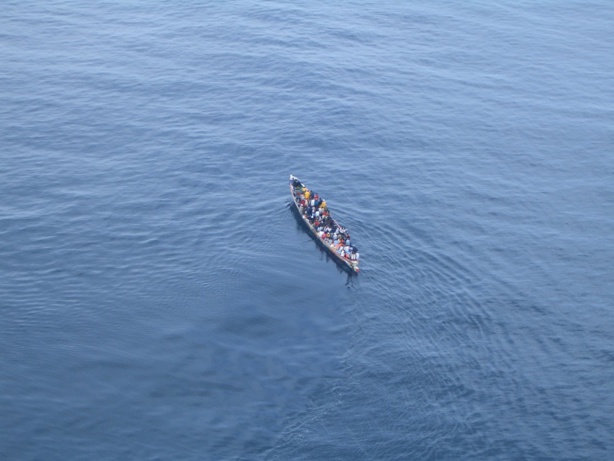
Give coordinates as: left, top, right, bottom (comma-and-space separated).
289, 175, 360, 273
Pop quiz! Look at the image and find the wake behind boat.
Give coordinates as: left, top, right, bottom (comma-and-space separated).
289, 175, 360, 274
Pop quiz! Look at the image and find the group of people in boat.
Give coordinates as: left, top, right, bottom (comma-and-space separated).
291, 177, 359, 263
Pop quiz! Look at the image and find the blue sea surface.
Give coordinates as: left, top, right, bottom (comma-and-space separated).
1, 1, 613, 459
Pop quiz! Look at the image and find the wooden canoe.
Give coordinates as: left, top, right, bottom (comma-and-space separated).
289, 175, 360, 274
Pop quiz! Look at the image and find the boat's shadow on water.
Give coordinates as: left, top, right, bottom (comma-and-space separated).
288, 201, 358, 286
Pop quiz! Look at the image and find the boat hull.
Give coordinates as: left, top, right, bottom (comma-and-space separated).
289, 176, 359, 274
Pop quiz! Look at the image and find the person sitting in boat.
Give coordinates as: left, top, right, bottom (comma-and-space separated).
304, 190, 311, 200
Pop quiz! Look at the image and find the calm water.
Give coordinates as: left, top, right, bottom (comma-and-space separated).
1, 1, 613, 459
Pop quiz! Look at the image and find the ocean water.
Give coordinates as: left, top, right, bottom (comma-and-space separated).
1, 1, 613, 459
